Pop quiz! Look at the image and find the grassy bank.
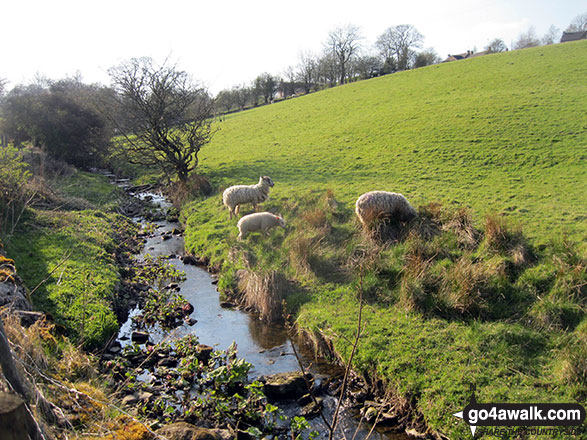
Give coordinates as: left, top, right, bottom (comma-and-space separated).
181, 42, 586, 438
4, 170, 137, 349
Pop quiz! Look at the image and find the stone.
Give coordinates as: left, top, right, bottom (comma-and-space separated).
182, 302, 194, 315
184, 317, 197, 326
121, 394, 138, 406
155, 422, 232, 440
138, 391, 153, 402
131, 331, 150, 344
261, 371, 312, 399
219, 301, 235, 309
157, 357, 178, 368
195, 344, 213, 362
301, 397, 323, 418
182, 255, 199, 266
0, 280, 31, 312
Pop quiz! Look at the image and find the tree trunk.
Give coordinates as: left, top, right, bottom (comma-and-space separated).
0, 392, 43, 440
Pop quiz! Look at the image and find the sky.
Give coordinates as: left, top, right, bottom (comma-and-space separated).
1, 0, 584, 95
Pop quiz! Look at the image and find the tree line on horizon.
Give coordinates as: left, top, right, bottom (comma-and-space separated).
0, 12, 585, 186
215, 12, 587, 113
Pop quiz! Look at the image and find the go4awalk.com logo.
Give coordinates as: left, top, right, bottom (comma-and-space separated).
453, 390, 586, 437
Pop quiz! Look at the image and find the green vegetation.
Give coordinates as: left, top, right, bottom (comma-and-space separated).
5, 209, 136, 349
53, 169, 122, 210
182, 42, 587, 438
196, 40, 587, 243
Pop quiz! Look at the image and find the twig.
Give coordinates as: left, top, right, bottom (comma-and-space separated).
283, 304, 334, 433
28, 249, 73, 298
329, 272, 364, 440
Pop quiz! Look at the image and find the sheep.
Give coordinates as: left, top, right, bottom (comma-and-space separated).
222, 176, 275, 219
237, 212, 285, 239
355, 191, 417, 228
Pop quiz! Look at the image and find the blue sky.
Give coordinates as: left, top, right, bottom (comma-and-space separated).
2, 0, 584, 94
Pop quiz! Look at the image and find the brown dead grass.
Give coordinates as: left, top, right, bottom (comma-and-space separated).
238, 270, 292, 322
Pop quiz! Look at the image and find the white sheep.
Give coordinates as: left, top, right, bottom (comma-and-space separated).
237, 212, 285, 239
222, 176, 275, 219
355, 191, 417, 227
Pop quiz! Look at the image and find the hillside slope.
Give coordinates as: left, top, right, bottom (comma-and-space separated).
200, 40, 586, 242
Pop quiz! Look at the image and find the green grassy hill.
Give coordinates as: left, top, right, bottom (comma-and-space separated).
199, 40, 586, 243
183, 41, 587, 439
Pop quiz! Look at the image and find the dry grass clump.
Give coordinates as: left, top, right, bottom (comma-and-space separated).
484, 214, 534, 266
440, 257, 494, 317
166, 174, 212, 207
442, 207, 479, 249
288, 234, 318, 275
301, 207, 330, 231
557, 323, 587, 390
528, 239, 585, 331
2, 312, 52, 371
238, 270, 292, 322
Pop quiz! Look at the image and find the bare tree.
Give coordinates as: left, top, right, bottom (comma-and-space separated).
566, 12, 587, 32
485, 38, 508, 53
542, 25, 560, 45
296, 51, 319, 93
353, 55, 384, 79
107, 58, 214, 182
514, 27, 541, 49
233, 84, 252, 110
317, 51, 339, 88
376, 24, 423, 71
325, 24, 363, 85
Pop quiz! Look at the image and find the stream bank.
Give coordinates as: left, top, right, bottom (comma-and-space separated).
101, 177, 416, 439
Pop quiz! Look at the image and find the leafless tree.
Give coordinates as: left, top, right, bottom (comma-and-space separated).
542, 25, 560, 45
485, 38, 508, 53
566, 12, 587, 32
317, 51, 339, 88
107, 58, 214, 182
514, 27, 541, 49
296, 51, 319, 93
233, 84, 252, 110
325, 24, 363, 85
376, 24, 423, 71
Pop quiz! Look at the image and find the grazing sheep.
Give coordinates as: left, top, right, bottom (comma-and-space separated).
355, 191, 417, 227
223, 176, 275, 219
237, 212, 285, 239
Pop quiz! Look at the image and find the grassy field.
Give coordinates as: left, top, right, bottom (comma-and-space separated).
181, 41, 586, 438
197, 40, 586, 244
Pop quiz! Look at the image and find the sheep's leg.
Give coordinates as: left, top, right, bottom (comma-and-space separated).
252, 204, 257, 212
235, 205, 240, 216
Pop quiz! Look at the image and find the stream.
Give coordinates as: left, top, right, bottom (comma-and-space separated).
111, 181, 410, 440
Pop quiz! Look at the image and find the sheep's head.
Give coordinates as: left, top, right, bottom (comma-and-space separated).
274, 214, 286, 227
399, 205, 418, 222
261, 176, 274, 187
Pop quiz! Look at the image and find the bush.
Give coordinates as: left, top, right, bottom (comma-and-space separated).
0, 145, 32, 239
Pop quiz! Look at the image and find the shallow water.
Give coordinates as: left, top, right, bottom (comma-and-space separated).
115, 188, 410, 439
